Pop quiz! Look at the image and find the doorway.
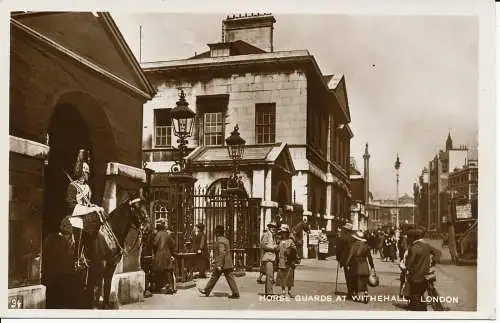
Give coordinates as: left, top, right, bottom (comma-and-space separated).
43, 103, 92, 237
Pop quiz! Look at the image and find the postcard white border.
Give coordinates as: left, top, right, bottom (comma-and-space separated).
0, 0, 496, 320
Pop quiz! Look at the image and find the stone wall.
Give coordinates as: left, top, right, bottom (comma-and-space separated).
10, 28, 144, 169
142, 70, 307, 150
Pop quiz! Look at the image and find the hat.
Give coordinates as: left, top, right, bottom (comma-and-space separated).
215, 225, 224, 234
195, 223, 205, 231
342, 223, 353, 231
267, 222, 277, 228
352, 231, 367, 242
279, 224, 290, 233
407, 228, 425, 240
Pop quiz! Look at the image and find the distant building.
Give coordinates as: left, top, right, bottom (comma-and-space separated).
350, 143, 370, 231
349, 156, 365, 231
369, 194, 416, 229
416, 133, 474, 234
448, 159, 478, 202
414, 168, 430, 229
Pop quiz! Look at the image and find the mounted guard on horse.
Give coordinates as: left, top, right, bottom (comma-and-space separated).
43, 149, 149, 309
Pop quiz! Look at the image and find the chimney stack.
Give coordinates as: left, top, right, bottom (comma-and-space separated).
222, 13, 276, 52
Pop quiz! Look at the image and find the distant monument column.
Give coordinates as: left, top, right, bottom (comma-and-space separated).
363, 143, 370, 204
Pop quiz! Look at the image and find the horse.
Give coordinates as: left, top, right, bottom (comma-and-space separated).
86, 192, 149, 309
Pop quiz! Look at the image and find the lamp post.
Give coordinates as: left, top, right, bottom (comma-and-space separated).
168, 89, 197, 286
225, 124, 246, 276
394, 154, 401, 258
170, 89, 196, 171
225, 124, 246, 192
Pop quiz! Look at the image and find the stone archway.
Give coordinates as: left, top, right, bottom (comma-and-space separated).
43, 91, 117, 236
276, 181, 290, 205
207, 177, 249, 197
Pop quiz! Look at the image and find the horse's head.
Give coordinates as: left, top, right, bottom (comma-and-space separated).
126, 189, 149, 234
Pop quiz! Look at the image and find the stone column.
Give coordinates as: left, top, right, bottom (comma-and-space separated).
262, 168, 275, 226
302, 210, 312, 258
252, 170, 266, 234
8, 136, 49, 309
292, 170, 309, 213
325, 173, 334, 233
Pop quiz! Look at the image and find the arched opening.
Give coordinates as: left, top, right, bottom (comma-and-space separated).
206, 177, 248, 198
276, 181, 290, 205
44, 103, 92, 236
43, 91, 116, 237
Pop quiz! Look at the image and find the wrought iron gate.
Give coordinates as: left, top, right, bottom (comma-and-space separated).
192, 185, 261, 271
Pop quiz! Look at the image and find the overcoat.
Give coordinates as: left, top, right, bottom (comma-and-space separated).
260, 230, 277, 262
405, 240, 441, 283
213, 235, 233, 271
346, 240, 374, 276
153, 230, 177, 270
192, 231, 209, 257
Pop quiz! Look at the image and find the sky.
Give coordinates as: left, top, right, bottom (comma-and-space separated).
112, 13, 479, 199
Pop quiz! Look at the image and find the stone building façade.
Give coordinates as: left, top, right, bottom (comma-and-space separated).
141, 14, 353, 255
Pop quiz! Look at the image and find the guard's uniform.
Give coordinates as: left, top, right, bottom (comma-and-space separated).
64, 180, 103, 308
65, 181, 101, 233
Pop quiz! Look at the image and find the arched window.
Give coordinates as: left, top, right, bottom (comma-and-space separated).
153, 200, 169, 222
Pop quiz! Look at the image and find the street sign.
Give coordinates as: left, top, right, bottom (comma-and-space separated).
319, 242, 329, 253
456, 203, 472, 220
308, 230, 321, 245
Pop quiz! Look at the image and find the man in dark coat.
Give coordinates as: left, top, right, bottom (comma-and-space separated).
336, 222, 355, 297
192, 223, 209, 278
152, 219, 177, 294
141, 223, 155, 297
405, 228, 442, 311
198, 225, 240, 299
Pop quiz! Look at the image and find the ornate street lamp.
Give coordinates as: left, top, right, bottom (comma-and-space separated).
225, 124, 246, 276
170, 89, 196, 171
394, 154, 401, 258
225, 124, 246, 192
164, 89, 197, 286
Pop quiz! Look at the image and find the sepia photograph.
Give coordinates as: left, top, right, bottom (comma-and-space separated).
3, 0, 496, 320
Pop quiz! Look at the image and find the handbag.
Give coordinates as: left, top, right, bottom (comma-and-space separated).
368, 269, 379, 287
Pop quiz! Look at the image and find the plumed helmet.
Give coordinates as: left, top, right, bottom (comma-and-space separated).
73, 149, 89, 179
368, 271, 379, 287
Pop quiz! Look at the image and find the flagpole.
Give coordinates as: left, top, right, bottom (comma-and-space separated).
139, 25, 142, 63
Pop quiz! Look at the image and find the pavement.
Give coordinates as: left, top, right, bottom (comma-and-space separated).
121, 240, 476, 311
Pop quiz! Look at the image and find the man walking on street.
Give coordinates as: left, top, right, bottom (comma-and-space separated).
260, 222, 278, 296
405, 228, 442, 311
336, 222, 355, 297
198, 225, 240, 299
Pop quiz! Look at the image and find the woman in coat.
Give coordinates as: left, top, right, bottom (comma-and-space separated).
152, 219, 177, 294
346, 231, 375, 302
275, 224, 297, 298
